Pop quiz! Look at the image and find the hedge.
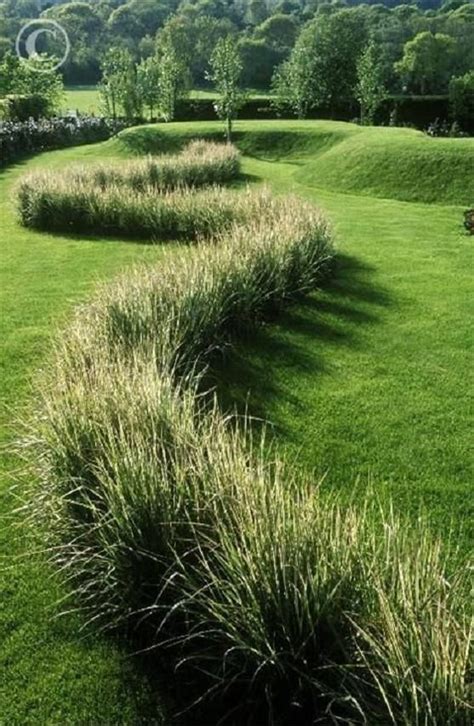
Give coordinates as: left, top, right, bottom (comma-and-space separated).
171, 95, 452, 130
0, 94, 50, 122
0, 116, 126, 167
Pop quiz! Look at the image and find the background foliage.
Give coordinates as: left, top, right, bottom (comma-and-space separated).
0, 0, 472, 93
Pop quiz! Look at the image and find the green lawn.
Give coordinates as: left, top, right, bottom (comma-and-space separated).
1, 120, 472, 722
0, 149, 168, 723
63, 85, 101, 115
63, 85, 271, 115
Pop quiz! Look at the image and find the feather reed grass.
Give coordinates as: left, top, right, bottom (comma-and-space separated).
23, 182, 472, 724
16, 183, 264, 241
16, 140, 241, 240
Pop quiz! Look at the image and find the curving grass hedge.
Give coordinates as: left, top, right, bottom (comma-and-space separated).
24, 165, 472, 724
16, 183, 266, 241
16, 141, 241, 241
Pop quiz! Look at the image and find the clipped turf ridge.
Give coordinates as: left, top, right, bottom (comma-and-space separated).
117, 120, 474, 205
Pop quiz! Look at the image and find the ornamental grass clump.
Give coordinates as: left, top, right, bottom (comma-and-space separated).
24, 182, 472, 724
88, 190, 333, 362
16, 182, 260, 241
16, 141, 241, 240
20, 140, 239, 192
78, 140, 241, 191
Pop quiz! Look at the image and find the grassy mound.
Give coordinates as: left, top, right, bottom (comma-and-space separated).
295, 127, 474, 205
116, 121, 474, 206
25, 153, 472, 723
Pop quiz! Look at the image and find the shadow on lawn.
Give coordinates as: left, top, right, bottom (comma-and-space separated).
207, 253, 392, 436
136, 252, 393, 723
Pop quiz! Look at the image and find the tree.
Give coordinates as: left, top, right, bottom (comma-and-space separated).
0, 51, 64, 115
272, 43, 317, 119
18, 56, 65, 114
273, 10, 368, 118
127, 0, 171, 36
356, 40, 387, 124
245, 0, 267, 27
239, 38, 283, 89
449, 70, 474, 132
136, 55, 161, 119
0, 37, 12, 61
156, 43, 187, 122
254, 13, 299, 51
43, 1, 105, 83
99, 47, 138, 120
107, 4, 143, 43
157, 12, 234, 87
208, 35, 243, 141
395, 31, 456, 94
0, 50, 19, 96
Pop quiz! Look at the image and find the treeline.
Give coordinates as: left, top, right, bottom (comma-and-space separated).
0, 0, 472, 93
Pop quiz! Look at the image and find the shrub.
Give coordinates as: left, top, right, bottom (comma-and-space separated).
0, 94, 50, 122
24, 181, 471, 723
449, 71, 474, 134
464, 209, 474, 234
0, 116, 126, 167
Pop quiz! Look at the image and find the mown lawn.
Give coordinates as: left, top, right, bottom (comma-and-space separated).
63, 85, 101, 115
0, 120, 472, 722
63, 85, 272, 115
0, 151, 169, 723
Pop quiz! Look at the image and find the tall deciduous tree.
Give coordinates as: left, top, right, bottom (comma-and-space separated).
254, 13, 299, 51
208, 35, 243, 141
395, 31, 456, 94
43, 1, 105, 83
136, 55, 161, 120
157, 43, 186, 122
356, 40, 387, 125
99, 47, 135, 120
272, 43, 316, 119
273, 10, 368, 118
245, 0, 268, 27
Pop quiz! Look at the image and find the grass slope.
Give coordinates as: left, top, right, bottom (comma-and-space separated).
117, 120, 474, 205
1, 120, 472, 722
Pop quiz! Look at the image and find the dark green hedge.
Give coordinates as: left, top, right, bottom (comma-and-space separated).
172, 96, 451, 130
0, 116, 126, 167
0, 94, 50, 122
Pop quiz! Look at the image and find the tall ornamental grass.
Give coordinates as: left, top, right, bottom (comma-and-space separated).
16, 141, 241, 238
18, 141, 240, 220
25, 185, 472, 724
16, 183, 262, 241
68, 140, 241, 191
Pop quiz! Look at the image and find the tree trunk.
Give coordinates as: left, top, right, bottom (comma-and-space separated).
226, 115, 232, 143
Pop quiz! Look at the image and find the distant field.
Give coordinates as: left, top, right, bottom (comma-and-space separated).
63, 85, 272, 116
63, 85, 101, 114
